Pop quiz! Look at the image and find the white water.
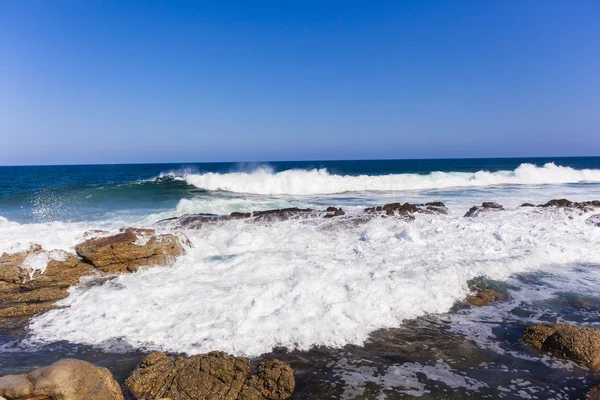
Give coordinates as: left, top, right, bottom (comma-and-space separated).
25, 207, 600, 357
181, 163, 600, 195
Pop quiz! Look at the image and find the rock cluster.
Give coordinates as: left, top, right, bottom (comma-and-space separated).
0, 353, 295, 400
125, 351, 295, 400
364, 202, 448, 220
0, 229, 185, 319
0, 359, 124, 400
521, 323, 600, 368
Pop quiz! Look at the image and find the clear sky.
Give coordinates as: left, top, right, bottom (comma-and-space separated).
1, 1, 599, 165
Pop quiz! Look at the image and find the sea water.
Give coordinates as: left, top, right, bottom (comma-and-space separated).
2, 157, 600, 398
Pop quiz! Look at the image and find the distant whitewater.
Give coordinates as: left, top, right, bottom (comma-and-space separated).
180, 163, 600, 195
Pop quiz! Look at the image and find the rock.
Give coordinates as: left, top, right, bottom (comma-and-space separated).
521, 323, 600, 368
586, 214, 600, 227
251, 208, 313, 222
464, 202, 504, 217
587, 385, 600, 400
364, 202, 447, 219
0, 358, 124, 400
323, 207, 345, 218
125, 351, 294, 400
156, 214, 220, 229
0, 246, 96, 318
520, 203, 535, 207
75, 230, 185, 274
465, 280, 507, 307
538, 199, 600, 212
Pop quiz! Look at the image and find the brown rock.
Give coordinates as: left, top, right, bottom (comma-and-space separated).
75, 231, 185, 273
588, 385, 600, 400
466, 289, 505, 307
125, 351, 294, 400
0, 358, 124, 400
521, 323, 600, 368
0, 247, 96, 318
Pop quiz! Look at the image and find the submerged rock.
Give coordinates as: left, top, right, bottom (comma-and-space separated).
75, 229, 184, 274
125, 351, 294, 400
0, 246, 96, 318
464, 202, 504, 218
464, 279, 507, 307
156, 213, 220, 229
250, 207, 314, 222
521, 323, 600, 368
586, 214, 600, 227
0, 358, 124, 400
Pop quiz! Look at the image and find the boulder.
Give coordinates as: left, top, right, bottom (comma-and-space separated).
586, 214, 600, 227
0, 246, 96, 318
0, 358, 124, 400
464, 202, 504, 218
125, 351, 294, 400
521, 323, 600, 368
75, 229, 185, 274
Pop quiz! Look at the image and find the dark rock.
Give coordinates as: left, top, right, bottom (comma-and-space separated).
521, 323, 600, 368
464, 202, 504, 218
125, 351, 295, 400
364, 202, 447, 219
252, 208, 313, 222
156, 214, 220, 229
0, 358, 124, 400
75, 230, 185, 274
538, 199, 600, 212
323, 207, 345, 218
520, 203, 535, 207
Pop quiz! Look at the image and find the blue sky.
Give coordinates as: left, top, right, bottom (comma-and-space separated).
1, 1, 599, 165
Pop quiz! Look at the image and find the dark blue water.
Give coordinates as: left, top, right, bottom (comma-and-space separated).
1, 157, 600, 223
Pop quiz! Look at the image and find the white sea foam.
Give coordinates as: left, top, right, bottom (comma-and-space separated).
27, 207, 600, 357
181, 163, 600, 195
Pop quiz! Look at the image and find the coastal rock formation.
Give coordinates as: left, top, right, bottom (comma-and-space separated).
0, 245, 96, 318
465, 286, 506, 307
464, 202, 504, 218
586, 214, 600, 227
364, 202, 448, 219
323, 206, 345, 218
588, 385, 600, 400
156, 214, 220, 229
539, 199, 600, 212
521, 323, 600, 368
75, 229, 185, 274
125, 351, 295, 400
0, 358, 124, 400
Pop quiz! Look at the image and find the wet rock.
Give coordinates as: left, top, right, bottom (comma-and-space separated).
323, 207, 345, 218
364, 202, 447, 219
586, 214, 600, 227
465, 280, 507, 307
252, 208, 313, 222
539, 199, 600, 212
0, 246, 96, 318
588, 385, 600, 400
0, 358, 124, 400
521, 323, 600, 368
464, 202, 504, 217
156, 214, 220, 229
75, 230, 185, 274
125, 351, 294, 400
520, 203, 535, 207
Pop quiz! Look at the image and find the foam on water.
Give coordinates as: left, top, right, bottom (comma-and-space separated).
26, 207, 600, 357
182, 163, 600, 195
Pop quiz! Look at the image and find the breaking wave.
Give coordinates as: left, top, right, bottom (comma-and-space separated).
180, 163, 600, 195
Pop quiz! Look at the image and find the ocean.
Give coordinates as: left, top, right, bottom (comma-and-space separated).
2, 157, 600, 399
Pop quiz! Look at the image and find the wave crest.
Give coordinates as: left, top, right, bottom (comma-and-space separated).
180, 163, 600, 195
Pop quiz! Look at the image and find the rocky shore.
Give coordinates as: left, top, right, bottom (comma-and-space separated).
1, 198, 600, 399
